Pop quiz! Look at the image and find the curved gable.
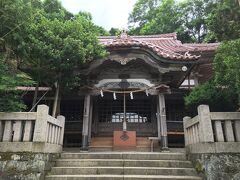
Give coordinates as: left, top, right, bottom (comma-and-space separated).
99, 32, 200, 62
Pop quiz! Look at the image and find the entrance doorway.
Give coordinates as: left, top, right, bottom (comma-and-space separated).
92, 92, 158, 137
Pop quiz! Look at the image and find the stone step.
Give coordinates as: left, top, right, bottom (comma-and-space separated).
45, 174, 202, 180
60, 152, 186, 160
50, 167, 197, 176
55, 159, 193, 168
46, 152, 201, 180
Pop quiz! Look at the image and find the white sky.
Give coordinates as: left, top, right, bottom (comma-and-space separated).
60, 0, 138, 30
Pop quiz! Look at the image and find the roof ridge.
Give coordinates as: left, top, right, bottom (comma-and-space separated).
184, 43, 219, 46
98, 32, 177, 40
101, 35, 200, 61
132, 32, 177, 39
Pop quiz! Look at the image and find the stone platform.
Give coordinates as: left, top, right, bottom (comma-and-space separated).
45, 151, 202, 180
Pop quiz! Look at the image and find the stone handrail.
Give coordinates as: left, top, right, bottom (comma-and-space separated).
0, 105, 65, 153
183, 115, 200, 145
183, 105, 240, 146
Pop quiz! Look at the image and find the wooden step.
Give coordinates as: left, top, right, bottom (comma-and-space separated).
90, 137, 160, 151
90, 137, 113, 146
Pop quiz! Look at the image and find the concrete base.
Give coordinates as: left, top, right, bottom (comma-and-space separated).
0, 142, 62, 153
82, 135, 89, 150
160, 136, 168, 150
186, 142, 240, 154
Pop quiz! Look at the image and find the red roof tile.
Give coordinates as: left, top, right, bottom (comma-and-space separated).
184, 43, 219, 51
99, 32, 219, 61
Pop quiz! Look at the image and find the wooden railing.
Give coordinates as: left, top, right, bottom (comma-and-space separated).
183, 105, 240, 145
0, 105, 65, 153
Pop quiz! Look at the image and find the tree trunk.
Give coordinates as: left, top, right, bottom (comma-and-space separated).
31, 83, 39, 112
56, 94, 61, 116
198, 30, 201, 43
52, 82, 60, 117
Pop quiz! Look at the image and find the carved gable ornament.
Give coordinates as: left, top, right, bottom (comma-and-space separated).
110, 57, 137, 65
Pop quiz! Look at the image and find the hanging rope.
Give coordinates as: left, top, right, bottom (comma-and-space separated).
84, 84, 168, 94
29, 89, 50, 112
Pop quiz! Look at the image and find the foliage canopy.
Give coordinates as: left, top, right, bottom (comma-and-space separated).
184, 81, 238, 112
128, 0, 218, 43
0, 0, 107, 111
181, 0, 240, 110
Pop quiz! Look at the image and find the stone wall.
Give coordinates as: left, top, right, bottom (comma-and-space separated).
188, 153, 240, 180
0, 152, 59, 180
184, 105, 240, 180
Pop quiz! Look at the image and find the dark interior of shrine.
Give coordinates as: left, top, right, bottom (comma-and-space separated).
56, 92, 192, 148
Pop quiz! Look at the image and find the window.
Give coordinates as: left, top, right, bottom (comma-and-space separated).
111, 112, 148, 123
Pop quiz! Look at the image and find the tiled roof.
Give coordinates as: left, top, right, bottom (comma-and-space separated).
184, 43, 219, 51
99, 32, 219, 61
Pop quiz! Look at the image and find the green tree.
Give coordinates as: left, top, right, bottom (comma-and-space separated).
77, 11, 92, 21
128, 0, 218, 42
22, 12, 106, 87
207, 0, 240, 41
185, 39, 240, 111
128, 0, 180, 36
78, 11, 109, 36
0, 0, 36, 111
0, 0, 36, 54
185, 0, 240, 111
0, 0, 107, 113
214, 39, 240, 105
184, 81, 238, 112
94, 25, 110, 36
128, 0, 159, 29
138, 0, 183, 34
109, 28, 121, 36
43, 0, 74, 21
20, 11, 107, 115
0, 51, 33, 112
180, 0, 217, 43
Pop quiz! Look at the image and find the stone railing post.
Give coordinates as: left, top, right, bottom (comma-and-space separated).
183, 116, 191, 145
198, 105, 214, 143
33, 105, 49, 142
57, 115, 65, 145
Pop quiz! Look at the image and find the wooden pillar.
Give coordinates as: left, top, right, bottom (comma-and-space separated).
156, 99, 161, 139
82, 94, 91, 150
88, 98, 93, 144
158, 93, 168, 150
52, 82, 60, 117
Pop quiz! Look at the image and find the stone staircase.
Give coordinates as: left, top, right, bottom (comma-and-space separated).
45, 152, 202, 180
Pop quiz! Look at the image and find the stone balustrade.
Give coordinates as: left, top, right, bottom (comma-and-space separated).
183, 105, 240, 153
184, 105, 240, 179
0, 105, 65, 153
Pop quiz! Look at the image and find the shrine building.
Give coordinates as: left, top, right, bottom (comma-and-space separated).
26, 32, 218, 150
